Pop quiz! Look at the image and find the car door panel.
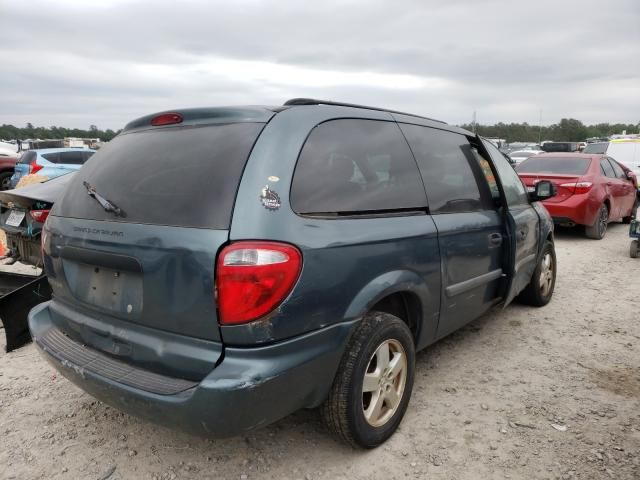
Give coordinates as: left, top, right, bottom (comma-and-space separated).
397, 123, 506, 340
479, 138, 540, 305
432, 210, 504, 338
608, 158, 636, 217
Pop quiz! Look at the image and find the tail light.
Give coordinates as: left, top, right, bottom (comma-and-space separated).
151, 112, 183, 126
29, 161, 43, 174
560, 182, 592, 194
30, 209, 50, 223
216, 241, 302, 325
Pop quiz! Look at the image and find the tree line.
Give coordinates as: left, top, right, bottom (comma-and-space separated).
1, 118, 638, 145
457, 118, 639, 143
0, 123, 120, 142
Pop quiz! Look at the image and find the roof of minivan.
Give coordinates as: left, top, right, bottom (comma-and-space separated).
123, 106, 280, 132
123, 100, 473, 137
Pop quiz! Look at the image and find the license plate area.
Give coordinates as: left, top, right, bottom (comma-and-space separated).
6, 209, 26, 227
61, 261, 143, 316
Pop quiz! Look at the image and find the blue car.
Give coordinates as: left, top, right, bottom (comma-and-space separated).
10, 148, 96, 188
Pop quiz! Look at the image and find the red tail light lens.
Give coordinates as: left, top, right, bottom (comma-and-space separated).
30, 209, 50, 223
29, 161, 43, 174
150, 112, 183, 126
216, 241, 302, 325
559, 182, 592, 194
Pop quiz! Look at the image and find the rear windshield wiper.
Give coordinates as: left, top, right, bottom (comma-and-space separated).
83, 181, 125, 217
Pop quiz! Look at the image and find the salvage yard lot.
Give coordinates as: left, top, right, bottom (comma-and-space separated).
1, 224, 639, 480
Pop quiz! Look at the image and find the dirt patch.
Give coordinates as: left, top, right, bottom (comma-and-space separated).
591, 367, 640, 398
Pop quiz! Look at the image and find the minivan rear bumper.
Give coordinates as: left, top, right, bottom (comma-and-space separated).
29, 301, 355, 437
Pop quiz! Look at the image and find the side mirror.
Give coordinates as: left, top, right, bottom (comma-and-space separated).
529, 180, 557, 201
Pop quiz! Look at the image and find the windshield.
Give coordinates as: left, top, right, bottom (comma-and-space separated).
583, 142, 609, 154
516, 157, 591, 175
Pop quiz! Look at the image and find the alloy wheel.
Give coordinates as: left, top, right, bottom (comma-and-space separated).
539, 252, 554, 296
362, 339, 407, 427
598, 206, 608, 238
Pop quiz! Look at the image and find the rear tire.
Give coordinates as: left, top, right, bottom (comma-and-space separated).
631, 240, 639, 258
623, 200, 638, 224
585, 204, 609, 239
0, 171, 13, 191
518, 240, 556, 307
321, 311, 415, 448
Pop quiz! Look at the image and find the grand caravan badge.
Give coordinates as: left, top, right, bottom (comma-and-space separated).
260, 185, 281, 211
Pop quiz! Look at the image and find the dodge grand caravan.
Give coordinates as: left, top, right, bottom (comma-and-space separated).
29, 99, 557, 448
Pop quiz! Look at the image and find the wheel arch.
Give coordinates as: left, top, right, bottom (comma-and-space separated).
344, 269, 438, 348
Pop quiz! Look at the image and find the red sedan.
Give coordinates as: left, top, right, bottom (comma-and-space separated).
516, 153, 637, 239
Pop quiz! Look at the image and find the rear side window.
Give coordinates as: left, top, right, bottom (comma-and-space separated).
42, 152, 61, 163
291, 119, 427, 214
56, 123, 264, 229
600, 159, 616, 177
608, 159, 626, 179
516, 157, 591, 175
43, 151, 86, 164
60, 151, 86, 165
400, 124, 494, 213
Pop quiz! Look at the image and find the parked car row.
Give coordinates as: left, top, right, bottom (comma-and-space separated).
10, 148, 95, 188
0, 173, 75, 265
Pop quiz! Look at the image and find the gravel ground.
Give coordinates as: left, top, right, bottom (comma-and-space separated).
1, 223, 639, 480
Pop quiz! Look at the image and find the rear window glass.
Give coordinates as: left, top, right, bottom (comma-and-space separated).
516, 157, 591, 175
18, 151, 36, 164
583, 142, 608, 154
291, 119, 427, 214
541, 142, 578, 153
56, 123, 264, 229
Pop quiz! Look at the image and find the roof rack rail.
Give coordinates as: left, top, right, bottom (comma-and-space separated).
283, 98, 447, 124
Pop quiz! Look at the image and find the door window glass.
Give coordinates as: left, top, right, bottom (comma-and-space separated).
482, 139, 529, 207
400, 124, 494, 213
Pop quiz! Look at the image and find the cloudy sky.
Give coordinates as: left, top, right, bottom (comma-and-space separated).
0, 0, 638, 130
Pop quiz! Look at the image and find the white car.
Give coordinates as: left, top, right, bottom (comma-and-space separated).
0, 141, 18, 157
584, 139, 640, 191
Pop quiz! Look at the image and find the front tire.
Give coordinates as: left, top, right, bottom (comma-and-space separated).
321, 311, 415, 448
631, 239, 639, 258
585, 204, 609, 239
518, 240, 556, 306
